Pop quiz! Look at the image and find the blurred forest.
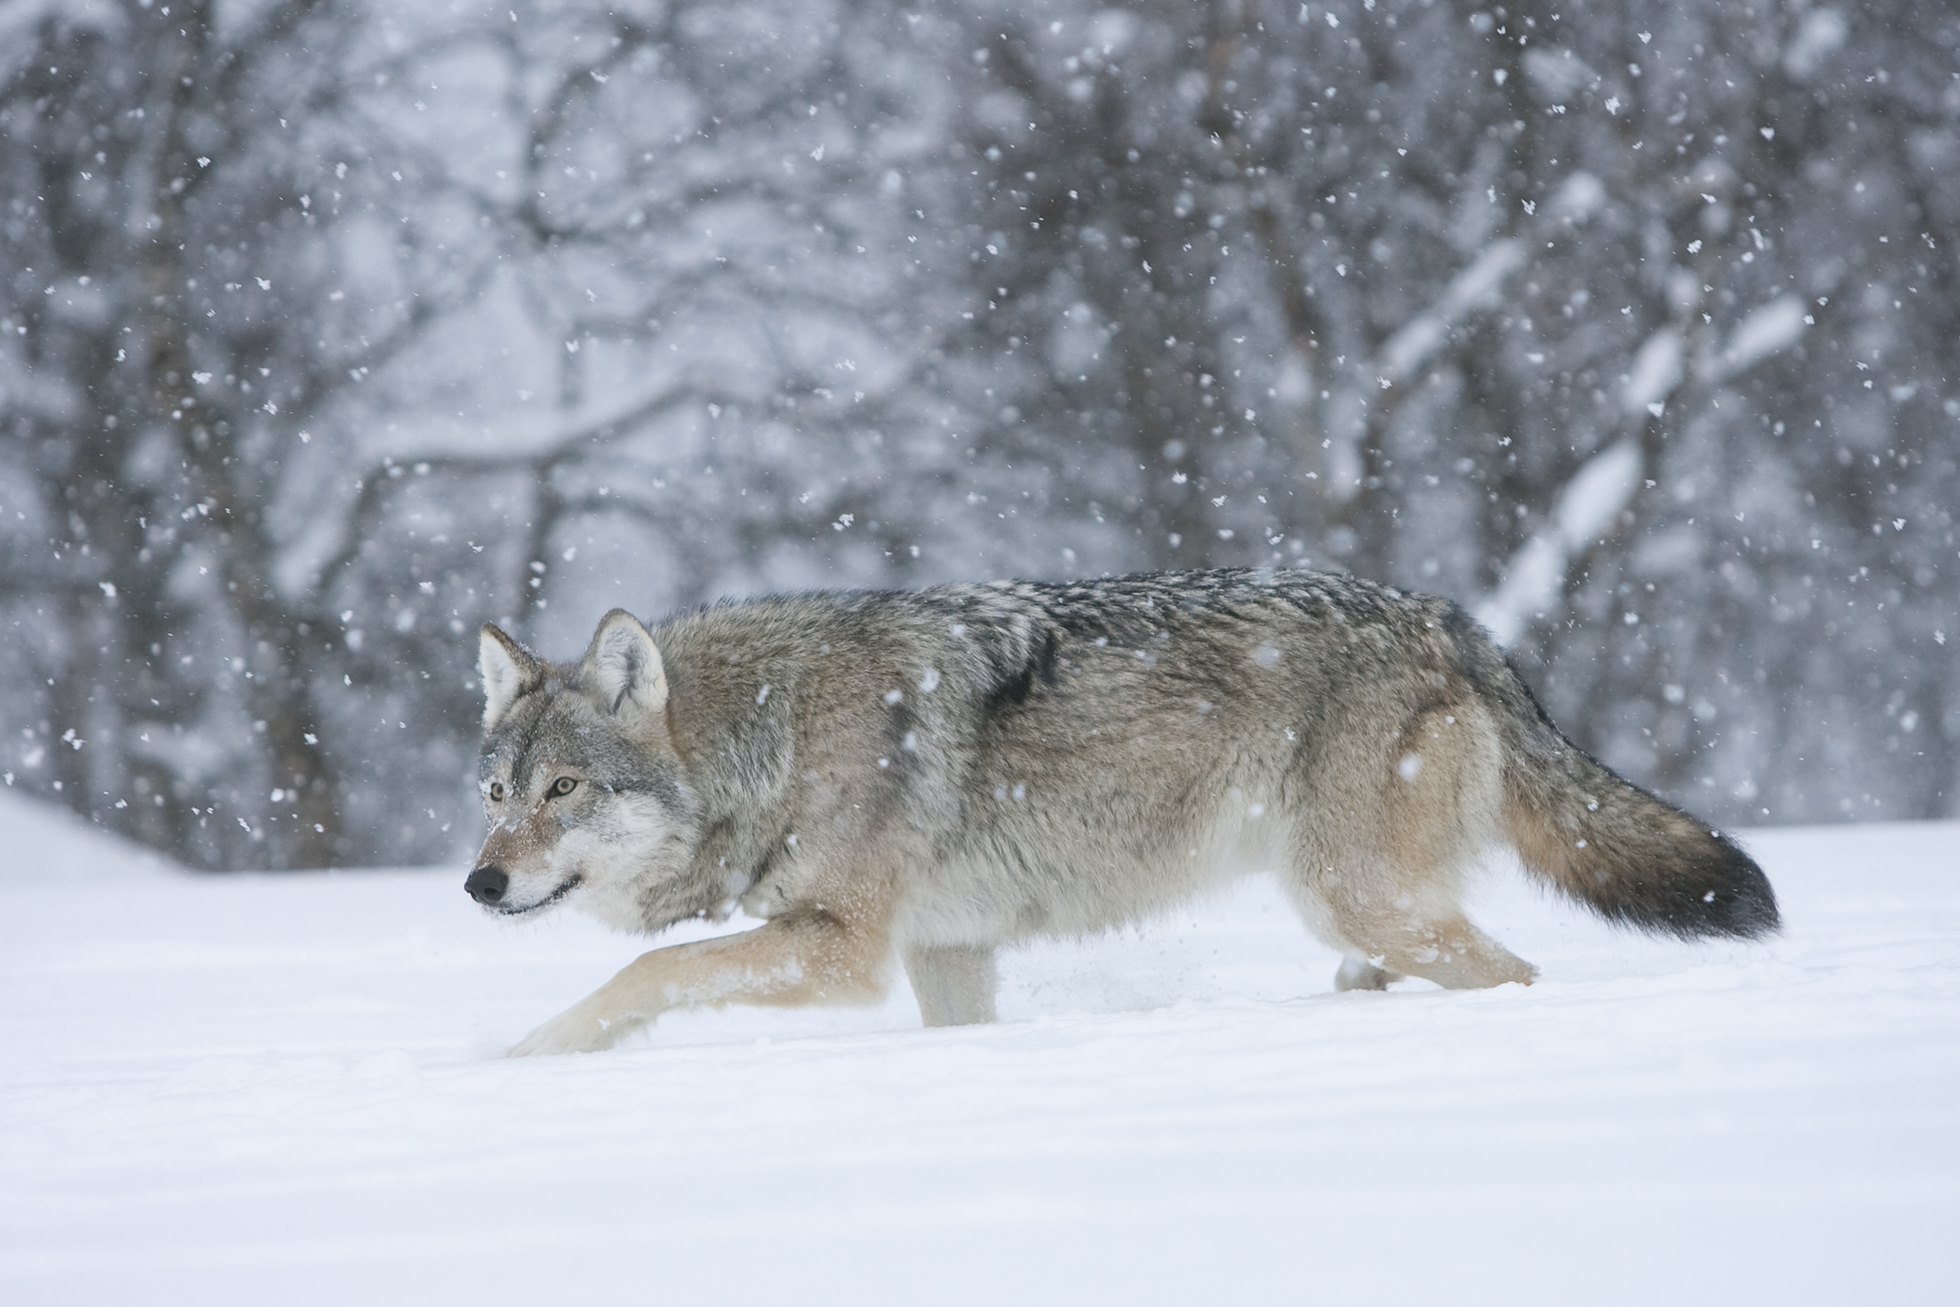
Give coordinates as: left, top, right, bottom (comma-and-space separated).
1, 0, 1954, 871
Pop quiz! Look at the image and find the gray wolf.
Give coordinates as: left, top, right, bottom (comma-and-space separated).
466, 568, 1779, 1056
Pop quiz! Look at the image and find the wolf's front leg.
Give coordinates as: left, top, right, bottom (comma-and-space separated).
508, 909, 892, 1057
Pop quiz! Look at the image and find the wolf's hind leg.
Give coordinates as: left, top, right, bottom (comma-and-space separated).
1299, 701, 1531, 991
1330, 898, 1536, 990
905, 944, 999, 1026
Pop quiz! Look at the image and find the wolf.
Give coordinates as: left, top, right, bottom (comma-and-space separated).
466, 568, 1778, 1056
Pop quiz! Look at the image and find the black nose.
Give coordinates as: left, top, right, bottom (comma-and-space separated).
465, 865, 509, 905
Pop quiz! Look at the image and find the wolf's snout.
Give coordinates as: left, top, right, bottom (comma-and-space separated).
466, 865, 509, 905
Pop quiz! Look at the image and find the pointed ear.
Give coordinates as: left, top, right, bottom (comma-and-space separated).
478, 624, 540, 730
583, 609, 668, 718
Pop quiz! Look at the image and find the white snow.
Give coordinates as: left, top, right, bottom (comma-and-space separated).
1721, 294, 1809, 377
1784, 8, 1850, 80
2, 793, 1956, 1304
1521, 46, 1600, 103
1623, 327, 1684, 416
1551, 438, 1643, 541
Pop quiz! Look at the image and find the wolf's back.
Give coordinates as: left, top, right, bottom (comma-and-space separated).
1454, 619, 1780, 939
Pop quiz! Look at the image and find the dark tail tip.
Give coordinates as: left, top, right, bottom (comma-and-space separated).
1709, 840, 1782, 938
1638, 831, 1782, 940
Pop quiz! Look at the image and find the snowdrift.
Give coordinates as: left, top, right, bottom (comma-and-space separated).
2, 797, 1955, 1304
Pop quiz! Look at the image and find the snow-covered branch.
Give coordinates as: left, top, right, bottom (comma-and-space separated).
1476, 440, 1643, 647
1376, 239, 1529, 387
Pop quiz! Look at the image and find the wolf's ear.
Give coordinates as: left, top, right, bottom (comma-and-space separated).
479, 624, 540, 731
583, 609, 668, 719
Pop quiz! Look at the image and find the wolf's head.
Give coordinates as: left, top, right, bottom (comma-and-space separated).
467, 609, 700, 932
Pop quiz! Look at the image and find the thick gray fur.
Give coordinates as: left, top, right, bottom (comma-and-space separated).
469, 568, 1779, 1055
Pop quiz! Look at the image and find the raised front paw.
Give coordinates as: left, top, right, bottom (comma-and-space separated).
507, 1006, 617, 1058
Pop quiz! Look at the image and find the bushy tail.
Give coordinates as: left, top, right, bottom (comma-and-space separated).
1478, 654, 1780, 939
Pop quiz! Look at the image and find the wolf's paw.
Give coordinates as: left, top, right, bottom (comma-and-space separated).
507, 1007, 616, 1058
1334, 956, 1401, 992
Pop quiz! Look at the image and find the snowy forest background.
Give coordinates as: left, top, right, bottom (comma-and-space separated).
0, 0, 1953, 872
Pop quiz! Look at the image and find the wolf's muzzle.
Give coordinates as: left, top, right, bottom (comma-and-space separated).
465, 865, 509, 905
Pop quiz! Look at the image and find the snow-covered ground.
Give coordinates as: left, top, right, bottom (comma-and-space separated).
2, 794, 1956, 1305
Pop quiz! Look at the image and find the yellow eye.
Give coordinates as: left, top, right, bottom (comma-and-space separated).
550, 776, 578, 798
488, 782, 505, 802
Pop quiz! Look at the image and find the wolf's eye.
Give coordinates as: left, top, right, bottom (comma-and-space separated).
488, 781, 505, 802
549, 776, 578, 798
